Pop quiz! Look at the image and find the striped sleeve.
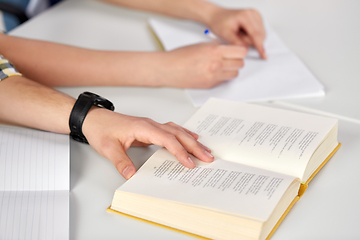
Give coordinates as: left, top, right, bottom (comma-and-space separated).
0, 55, 22, 81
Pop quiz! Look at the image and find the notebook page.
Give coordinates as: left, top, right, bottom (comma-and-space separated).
0, 125, 69, 240
149, 18, 325, 106
0, 191, 68, 240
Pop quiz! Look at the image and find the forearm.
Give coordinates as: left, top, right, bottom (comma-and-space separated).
99, 0, 220, 25
0, 76, 75, 133
0, 74, 215, 180
0, 33, 168, 87
99, 0, 267, 59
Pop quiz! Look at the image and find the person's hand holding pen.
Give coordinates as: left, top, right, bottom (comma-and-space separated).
159, 42, 247, 89
203, 8, 267, 59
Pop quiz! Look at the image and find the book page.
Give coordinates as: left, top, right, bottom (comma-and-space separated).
183, 98, 338, 180
149, 18, 324, 106
118, 148, 299, 221
0, 125, 69, 240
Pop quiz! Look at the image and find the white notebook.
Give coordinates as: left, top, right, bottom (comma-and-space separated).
149, 18, 325, 106
0, 124, 70, 240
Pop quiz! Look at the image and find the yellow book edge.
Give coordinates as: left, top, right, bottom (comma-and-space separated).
107, 198, 298, 240
298, 142, 341, 198
107, 143, 341, 240
266, 142, 341, 239
107, 206, 209, 239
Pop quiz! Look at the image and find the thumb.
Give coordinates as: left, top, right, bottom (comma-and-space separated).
109, 146, 136, 180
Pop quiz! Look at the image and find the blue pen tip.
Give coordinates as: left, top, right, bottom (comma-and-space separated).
204, 29, 209, 34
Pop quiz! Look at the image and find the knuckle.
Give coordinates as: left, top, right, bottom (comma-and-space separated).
173, 128, 185, 136
210, 44, 223, 55
165, 121, 177, 127
140, 117, 152, 123
135, 117, 153, 127
163, 133, 177, 142
248, 9, 257, 15
173, 149, 188, 160
165, 122, 185, 135
113, 159, 123, 168
114, 160, 130, 175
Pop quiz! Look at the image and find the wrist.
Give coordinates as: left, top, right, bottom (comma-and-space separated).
129, 52, 170, 88
192, 1, 221, 26
81, 107, 108, 143
69, 92, 114, 143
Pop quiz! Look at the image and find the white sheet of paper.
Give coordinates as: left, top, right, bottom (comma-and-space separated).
0, 125, 69, 240
149, 18, 325, 106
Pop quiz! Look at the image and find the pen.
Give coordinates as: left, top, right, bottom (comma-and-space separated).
204, 29, 217, 40
204, 29, 226, 44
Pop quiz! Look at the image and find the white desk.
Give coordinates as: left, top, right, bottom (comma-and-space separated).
9, 0, 360, 239
12, 0, 360, 122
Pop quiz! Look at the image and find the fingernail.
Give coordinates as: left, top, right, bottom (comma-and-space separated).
203, 145, 211, 152
123, 166, 135, 180
204, 150, 214, 160
262, 51, 268, 59
187, 157, 195, 167
191, 131, 199, 138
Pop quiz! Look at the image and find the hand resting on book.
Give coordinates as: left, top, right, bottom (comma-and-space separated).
0, 75, 214, 180
82, 107, 215, 179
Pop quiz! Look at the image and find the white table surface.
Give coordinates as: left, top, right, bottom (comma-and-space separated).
9, 0, 360, 239
11, 0, 360, 122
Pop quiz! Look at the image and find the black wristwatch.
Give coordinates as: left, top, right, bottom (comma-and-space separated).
69, 92, 114, 144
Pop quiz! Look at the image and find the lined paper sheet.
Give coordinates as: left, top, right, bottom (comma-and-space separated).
0, 125, 69, 240
149, 18, 325, 106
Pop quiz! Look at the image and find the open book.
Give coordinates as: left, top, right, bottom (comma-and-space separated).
149, 18, 325, 106
0, 124, 69, 240
109, 98, 340, 240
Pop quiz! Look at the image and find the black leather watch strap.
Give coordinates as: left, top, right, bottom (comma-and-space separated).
69, 92, 114, 144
